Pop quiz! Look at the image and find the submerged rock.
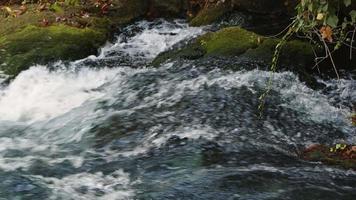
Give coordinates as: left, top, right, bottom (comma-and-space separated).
302, 144, 356, 170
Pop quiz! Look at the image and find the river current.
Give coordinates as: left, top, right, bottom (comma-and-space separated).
0, 20, 355, 200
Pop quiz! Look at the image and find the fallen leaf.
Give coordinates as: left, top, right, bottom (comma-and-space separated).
320, 26, 333, 43
41, 18, 49, 27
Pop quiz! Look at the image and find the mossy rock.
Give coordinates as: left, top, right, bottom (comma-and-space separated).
302, 144, 356, 170
108, 0, 148, 24
0, 24, 107, 76
200, 27, 261, 56
151, 40, 207, 66
152, 27, 260, 66
154, 27, 314, 66
0, 1, 144, 77
152, 26, 320, 87
190, 3, 231, 26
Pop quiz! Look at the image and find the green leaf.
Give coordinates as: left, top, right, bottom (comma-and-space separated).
321, 4, 328, 12
50, 3, 64, 14
344, 0, 351, 7
350, 10, 356, 23
326, 14, 339, 28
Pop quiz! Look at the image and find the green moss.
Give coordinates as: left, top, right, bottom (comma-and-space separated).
154, 26, 315, 65
200, 27, 261, 56
190, 4, 230, 26
0, 24, 107, 76
152, 26, 320, 88
245, 38, 314, 65
0, 1, 151, 77
0, 9, 56, 37
152, 41, 206, 66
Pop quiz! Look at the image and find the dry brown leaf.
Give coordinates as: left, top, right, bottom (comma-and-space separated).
320, 26, 333, 43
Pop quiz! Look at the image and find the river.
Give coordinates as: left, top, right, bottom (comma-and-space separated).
0, 20, 355, 200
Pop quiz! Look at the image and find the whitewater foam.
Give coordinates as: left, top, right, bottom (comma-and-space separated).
98, 20, 205, 60
0, 20, 205, 123
33, 169, 134, 200
0, 66, 119, 122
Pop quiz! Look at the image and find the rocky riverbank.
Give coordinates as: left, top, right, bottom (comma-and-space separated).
0, 0, 305, 77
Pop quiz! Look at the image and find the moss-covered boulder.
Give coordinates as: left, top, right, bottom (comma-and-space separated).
200, 27, 261, 56
0, 25, 106, 76
153, 27, 314, 66
302, 144, 356, 170
0, 0, 149, 77
153, 26, 320, 87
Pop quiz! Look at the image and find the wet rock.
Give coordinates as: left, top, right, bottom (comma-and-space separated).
189, 2, 231, 26
231, 0, 296, 15
147, 0, 188, 19
352, 104, 356, 126
189, 0, 297, 27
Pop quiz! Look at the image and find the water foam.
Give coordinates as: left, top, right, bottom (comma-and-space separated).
98, 20, 205, 60
0, 20, 205, 123
0, 66, 119, 122
34, 169, 134, 200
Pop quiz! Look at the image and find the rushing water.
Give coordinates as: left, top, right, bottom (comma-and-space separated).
0, 20, 355, 200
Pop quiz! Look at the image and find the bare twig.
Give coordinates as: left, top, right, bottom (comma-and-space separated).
350, 26, 356, 60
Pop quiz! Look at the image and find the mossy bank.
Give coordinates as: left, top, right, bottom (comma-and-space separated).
0, 25, 107, 76
0, 0, 191, 77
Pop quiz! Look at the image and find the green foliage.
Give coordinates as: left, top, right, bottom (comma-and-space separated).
259, 0, 355, 116
330, 143, 347, 152
49, 2, 64, 13
296, 0, 354, 30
